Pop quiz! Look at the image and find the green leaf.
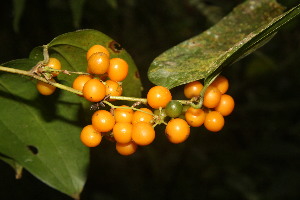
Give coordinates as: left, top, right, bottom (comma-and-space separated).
0, 58, 89, 199
148, 0, 299, 89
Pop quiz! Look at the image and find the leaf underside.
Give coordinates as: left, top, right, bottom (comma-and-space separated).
148, 0, 300, 89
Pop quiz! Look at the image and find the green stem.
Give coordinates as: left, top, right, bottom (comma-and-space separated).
103, 100, 155, 116
190, 72, 221, 109
0, 65, 82, 95
108, 96, 148, 104
43, 67, 91, 76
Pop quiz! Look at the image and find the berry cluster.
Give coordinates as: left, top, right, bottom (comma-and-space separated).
73, 44, 128, 102
80, 74, 234, 156
81, 106, 155, 156
34, 44, 235, 157
183, 75, 235, 132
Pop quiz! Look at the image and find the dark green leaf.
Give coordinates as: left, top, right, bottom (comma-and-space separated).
148, 0, 299, 89
0, 58, 89, 198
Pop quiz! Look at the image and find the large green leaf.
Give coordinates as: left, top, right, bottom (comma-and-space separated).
0, 58, 89, 199
0, 29, 142, 198
148, 0, 299, 89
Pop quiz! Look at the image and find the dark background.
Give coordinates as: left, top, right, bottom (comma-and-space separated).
0, 0, 300, 199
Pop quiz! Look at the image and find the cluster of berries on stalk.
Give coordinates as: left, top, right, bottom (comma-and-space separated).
36, 44, 235, 156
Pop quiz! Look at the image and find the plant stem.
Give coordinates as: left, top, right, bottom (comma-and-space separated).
0, 65, 82, 95
108, 96, 147, 104
103, 100, 155, 116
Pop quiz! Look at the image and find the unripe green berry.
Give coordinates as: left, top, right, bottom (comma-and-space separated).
165, 100, 183, 118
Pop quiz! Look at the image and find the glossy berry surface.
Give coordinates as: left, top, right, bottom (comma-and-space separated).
86, 44, 110, 60
72, 74, 93, 93
203, 85, 222, 108
185, 107, 206, 127
165, 118, 190, 144
92, 110, 115, 133
47, 57, 61, 77
147, 86, 172, 109
204, 111, 225, 132
184, 81, 203, 99
113, 122, 133, 144
132, 108, 154, 124
87, 52, 110, 75
215, 94, 235, 116
116, 141, 137, 156
132, 122, 155, 146
105, 80, 122, 98
211, 75, 229, 94
80, 125, 102, 147
107, 58, 129, 82
36, 79, 56, 96
114, 105, 134, 123
82, 79, 106, 102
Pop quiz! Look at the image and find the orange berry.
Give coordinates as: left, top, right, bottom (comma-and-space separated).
114, 105, 134, 123
132, 122, 155, 146
92, 110, 115, 132
184, 81, 203, 99
116, 141, 137, 156
82, 79, 106, 102
147, 86, 172, 109
215, 94, 235, 116
211, 75, 229, 94
107, 58, 129, 82
132, 108, 154, 124
47, 57, 61, 77
36, 79, 56, 96
72, 74, 93, 93
80, 125, 102, 147
87, 52, 110, 75
165, 118, 190, 144
203, 85, 222, 108
204, 111, 224, 132
113, 122, 133, 144
105, 80, 122, 99
86, 44, 110, 60
185, 107, 206, 127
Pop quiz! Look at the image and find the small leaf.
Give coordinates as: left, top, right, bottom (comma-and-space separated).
148, 0, 298, 89
0, 59, 89, 198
